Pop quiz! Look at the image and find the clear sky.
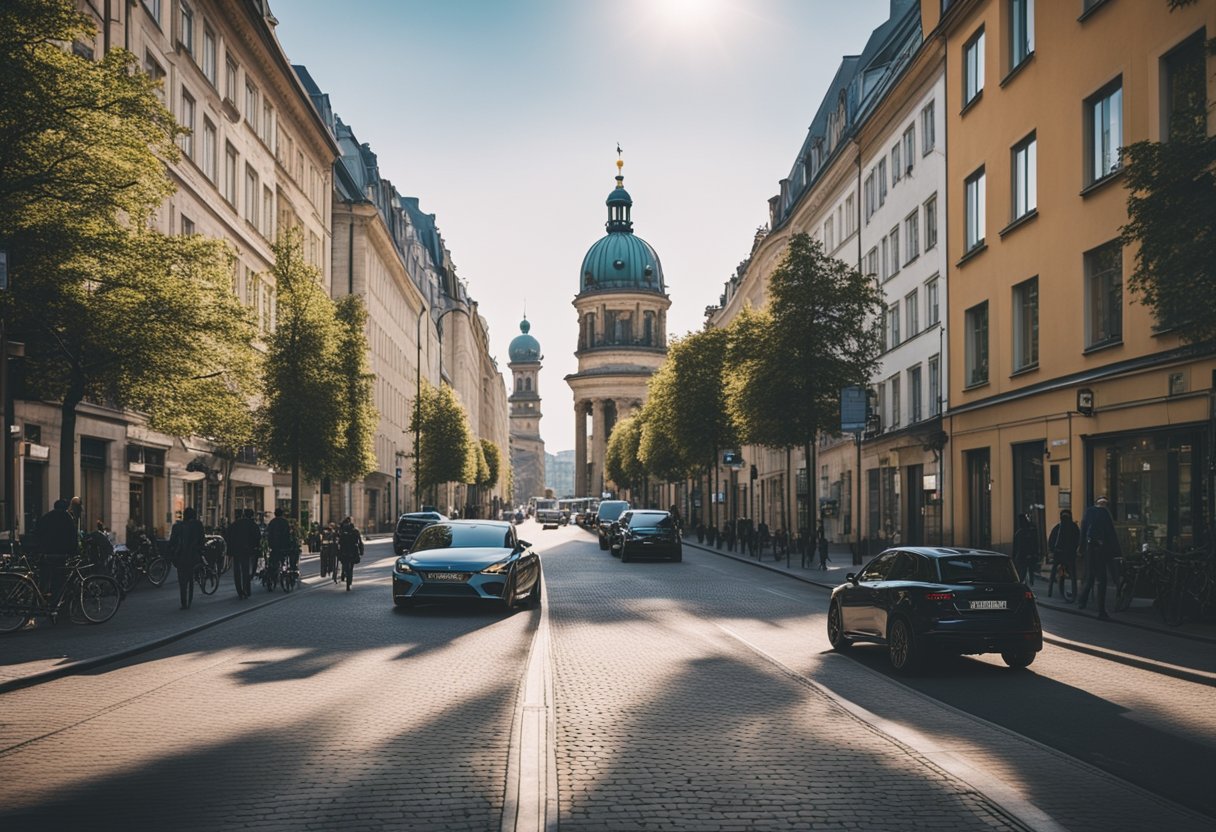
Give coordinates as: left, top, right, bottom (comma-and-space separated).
271, 0, 891, 453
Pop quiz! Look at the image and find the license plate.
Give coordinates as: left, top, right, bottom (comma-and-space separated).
968, 600, 1007, 610
425, 572, 467, 582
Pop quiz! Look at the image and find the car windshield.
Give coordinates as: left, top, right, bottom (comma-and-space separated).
938, 555, 1019, 584
598, 502, 629, 521
628, 513, 672, 529
412, 524, 512, 552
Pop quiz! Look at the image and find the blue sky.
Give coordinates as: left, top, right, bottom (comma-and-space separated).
271, 0, 891, 451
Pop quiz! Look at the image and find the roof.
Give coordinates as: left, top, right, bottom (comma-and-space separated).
579, 232, 665, 294
881, 546, 1008, 558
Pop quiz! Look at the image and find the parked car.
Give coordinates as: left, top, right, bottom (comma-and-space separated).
393, 511, 447, 555
610, 510, 682, 562
392, 520, 540, 611
594, 500, 630, 549
827, 547, 1042, 673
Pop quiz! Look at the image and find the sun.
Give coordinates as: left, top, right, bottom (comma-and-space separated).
654, 0, 724, 29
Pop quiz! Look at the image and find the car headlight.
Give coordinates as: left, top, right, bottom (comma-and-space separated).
480, 557, 514, 574
395, 558, 414, 574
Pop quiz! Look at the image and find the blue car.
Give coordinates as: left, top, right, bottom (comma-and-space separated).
392, 520, 541, 611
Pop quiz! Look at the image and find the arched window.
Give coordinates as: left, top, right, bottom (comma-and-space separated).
586, 313, 596, 348
643, 311, 654, 346
525, 377, 532, 392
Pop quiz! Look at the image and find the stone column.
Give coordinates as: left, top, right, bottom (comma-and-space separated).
574, 401, 588, 496
591, 398, 607, 498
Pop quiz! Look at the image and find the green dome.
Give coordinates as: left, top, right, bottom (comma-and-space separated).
508, 318, 541, 363
580, 233, 665, 294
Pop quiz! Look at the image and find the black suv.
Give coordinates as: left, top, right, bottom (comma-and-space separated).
393, 511, 447, 555
594, 500, 630, 550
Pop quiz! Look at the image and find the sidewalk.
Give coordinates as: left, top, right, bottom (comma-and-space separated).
683, 535, 1216, 680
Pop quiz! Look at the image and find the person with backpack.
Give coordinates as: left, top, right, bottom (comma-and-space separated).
1047, 509, 1080, 602
225, 509, 261, 599
337, 516, 364, 591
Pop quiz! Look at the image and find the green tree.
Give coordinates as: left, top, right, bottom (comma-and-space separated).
329, 294, 378, 483
606, 415, 646, 494
479, 439, 502, 489
409, 381, 477, 494
726, 234, 883, 530
256, 230, 344, 525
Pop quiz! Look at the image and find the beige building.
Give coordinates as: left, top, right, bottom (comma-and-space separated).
508, 319, 546, 505
10, 0, 338, 537
567, 160, 670, 499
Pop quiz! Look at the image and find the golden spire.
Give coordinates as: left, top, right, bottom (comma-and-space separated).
615, 143, 625, 188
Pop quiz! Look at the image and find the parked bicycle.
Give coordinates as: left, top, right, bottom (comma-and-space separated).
0, 554, 122, 633
1116, 546, 1216, 626
255, 555, 298, 594
192, 535, 227, 596
113, 532, 172, 592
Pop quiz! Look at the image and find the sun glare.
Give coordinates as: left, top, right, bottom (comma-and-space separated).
655, 0, 724, 29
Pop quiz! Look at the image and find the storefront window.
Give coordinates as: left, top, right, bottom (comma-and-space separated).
1090, 429, 1206, 553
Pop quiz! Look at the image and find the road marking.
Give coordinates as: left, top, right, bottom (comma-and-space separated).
759, 587, 803, 602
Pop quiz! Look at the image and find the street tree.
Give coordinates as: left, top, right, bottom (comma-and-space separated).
256, 230, 345, 525
479, 439, 502, 489
726, 233, 883, 532
606, 415, 645, 495
409, 381, 478, 496
329, 294, 378, 483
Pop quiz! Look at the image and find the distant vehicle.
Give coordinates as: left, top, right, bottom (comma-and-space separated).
610, 510, 682, 563
594, 500, 630, 549
560, 497, 598, 527
393, 511, 447, 555
827, 547, 1043, 673
393, 520, 541, 612
534, 498, 563, 528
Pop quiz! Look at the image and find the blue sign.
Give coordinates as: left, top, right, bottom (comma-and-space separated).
840, 385, 867, 433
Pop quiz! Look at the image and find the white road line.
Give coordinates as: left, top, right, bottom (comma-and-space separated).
759, 587, 804, 602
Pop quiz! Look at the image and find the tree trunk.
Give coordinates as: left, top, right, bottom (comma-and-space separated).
291, 425, 301, 529
58, 376, 86, 501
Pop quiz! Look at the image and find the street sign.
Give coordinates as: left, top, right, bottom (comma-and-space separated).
840, 385, 867, 433
723, 451, 743, 467
395, 467, 402, 478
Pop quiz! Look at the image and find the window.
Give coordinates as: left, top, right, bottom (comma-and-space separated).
965, 302, 989, 386
1085, 241, 1122, 347
964, 28, 985, 106
181, 215, 195, 236
1011, 132, 1037, 220
924, 194, 938, 250
261, 281, 272, 332
881, 236, 889, 281
223, 143, 237, 205
905, 210, 920, 262
1012, 277, 1039, 370
928, 354, 941, 416
926, 277, 940, 325
1086, 79, 1123, 183
178, 90, 195, 158
890, 375, 902, 428
909, 365, 923, 423
245, 166, 258, 226
243, 266, 255, 307
866, 247, 879, 279
225, 55, 238, 104
1010, 0, 1034, 69
845, 194, 856, 236
144, 51, 166, 102
892, 142, 902, 184
142, 0, 161, 24
902, 126, 916, 176
877, 158, 888, 206
180, 2, 194, 54
262, 186, 274, 238
1162, 31, 1207, 141
203, 28, 216, 85
921, 101, 936, 154
964, 167, 986, 252
864, 173, 876, 223
261, 101, 274, 146
824, 216, 834, 252
245, 82, 259, 132
905, 289, 919, 338
887, 303, 900, 350
202, 118, 216, 181
889, 226, 900, 275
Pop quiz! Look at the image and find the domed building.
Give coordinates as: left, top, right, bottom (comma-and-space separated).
508, 317, 546, 504
566, 156, 671, 497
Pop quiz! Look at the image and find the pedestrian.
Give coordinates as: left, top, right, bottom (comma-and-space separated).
1012, 512, 1040, 584
169, 506, 205, 610
724, 521, 735, 552
817, 525, 830, 570
1047, 509, 1080, 602
265, 507, 295, 577
758, 520, 770, 555
695, 522, 705, 544
35, 499, 78, 599
320, 521, 340, 583
1077, 495, 1120, 620
337, 516, 363, 591
225, 508, 260, 599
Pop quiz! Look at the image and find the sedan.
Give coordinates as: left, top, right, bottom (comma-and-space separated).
595, 500, 630, 549
610, 510, 682, 563
392, 521, 540, 611
827, 547, 1042, 673
393, 511, 447, 555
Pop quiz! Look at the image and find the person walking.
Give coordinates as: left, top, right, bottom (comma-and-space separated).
169, 507, 205, 610
1012, 513, 1040, 585
320, 521, 340, 583
1047, 509, 1080, 602
337, 516, 363, 591
817, 526, 830, 571
35, 499, 78, 599
265, 507, 295, 577
225, 509, 260, 599
1078, 496, 1120, 620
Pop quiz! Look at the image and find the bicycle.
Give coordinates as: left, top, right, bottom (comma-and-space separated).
192, 536, 227, 596
0, 554, 122, 633
114, 533, 172, 591
278, 555, 299, 594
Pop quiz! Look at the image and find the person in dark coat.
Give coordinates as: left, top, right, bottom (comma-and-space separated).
1012, 512, 1040, 585
36, 499, 78, 598
169, 507, 205, 609
320, 521, 340, 583
1078, 496, 1120, 619
265, 507, 295, 574
1047, 509, 1080, 601
337, 516, 363, 591
225, 509, 261, 599
817, 526, 830, 571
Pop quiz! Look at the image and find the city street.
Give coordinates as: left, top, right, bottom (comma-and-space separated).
0, 522, 1212, 831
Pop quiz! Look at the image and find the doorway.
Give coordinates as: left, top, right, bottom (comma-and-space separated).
967, 448, 992, 549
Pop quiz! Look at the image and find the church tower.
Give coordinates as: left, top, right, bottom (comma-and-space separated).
508, 317, 546, 503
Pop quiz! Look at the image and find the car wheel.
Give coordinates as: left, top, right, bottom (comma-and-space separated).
598, 537, 609, 550
1001, 649, 1036, 669
827, 600, 851, 651
887, 616, 921, 673
524, 579, 541, 609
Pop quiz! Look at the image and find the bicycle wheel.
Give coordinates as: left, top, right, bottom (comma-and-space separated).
0, 574, 35, 633
260, 568, 275, 592
113, 556, 137, 594
147, 557, 170, 587
1114, 571, 1137, 612
281, 569, 297, 593
194, 563, 219, 595
78, 575, 121, 624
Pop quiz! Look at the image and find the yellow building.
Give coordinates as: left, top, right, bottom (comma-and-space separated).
930, 0, 1215, 554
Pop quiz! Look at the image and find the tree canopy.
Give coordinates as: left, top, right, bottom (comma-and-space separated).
606, 415, 645, 493
410, 381, 478, 491
329, 294, 378, 483
479, 439, 502, 490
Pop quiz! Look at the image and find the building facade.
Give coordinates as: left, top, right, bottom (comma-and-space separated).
930, 0, 1215, 555
508, 320, 546, 504
566, 159, 670, 498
